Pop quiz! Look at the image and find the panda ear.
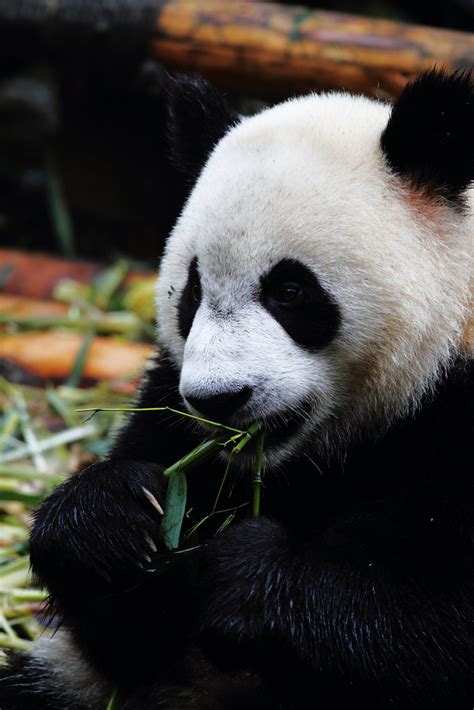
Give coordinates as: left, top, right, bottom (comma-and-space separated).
381, 69, 473, 203
165, 73, 238, 180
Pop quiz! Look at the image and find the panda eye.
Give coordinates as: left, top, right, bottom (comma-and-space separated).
260, 259, 341, 349
273, 282, 305, 308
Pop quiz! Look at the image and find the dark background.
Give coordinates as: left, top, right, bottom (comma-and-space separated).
0, 0, 472, 264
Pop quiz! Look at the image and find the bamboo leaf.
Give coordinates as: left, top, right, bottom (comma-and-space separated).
106, 688, 120, 710
91, 260, 129, 310
161, 471, 187, 551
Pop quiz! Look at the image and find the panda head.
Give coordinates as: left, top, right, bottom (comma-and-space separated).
157, 71, 473, 464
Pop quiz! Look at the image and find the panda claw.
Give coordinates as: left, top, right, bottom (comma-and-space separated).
142, 486, 164, 515
144, 533, 158, 553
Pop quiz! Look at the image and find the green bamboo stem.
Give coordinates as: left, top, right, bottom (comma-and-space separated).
0, 312, 141, 335
7, 589, 47, 604
0, 423, 98, 464
0, 633, 31, 651
14, 391, 48, 473
163, 438, 224, 478
163, 420, 262, 478
252, 431, 265, 518
233, 421, 262, 453
0, 411, 20, 453
77, 406, 244, 435
106, 688, 120, 710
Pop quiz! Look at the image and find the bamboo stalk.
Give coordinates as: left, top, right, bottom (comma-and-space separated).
163, 439, 224, 477
0, 423, 98, 465
0, 633, 31, 651
151, 0, 474, 99
252, 431, 265, 518
0, 311, 142, 336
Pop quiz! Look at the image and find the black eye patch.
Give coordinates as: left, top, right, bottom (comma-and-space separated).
260, 259, 340, 348
178, 257, 202, 339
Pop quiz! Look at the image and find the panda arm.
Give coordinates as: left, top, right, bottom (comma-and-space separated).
198, 517, 296, 668
28, 354, 205, 683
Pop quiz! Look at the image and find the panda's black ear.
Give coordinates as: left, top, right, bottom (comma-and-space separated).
165, 73, 238, 180
381, 69, 473, 203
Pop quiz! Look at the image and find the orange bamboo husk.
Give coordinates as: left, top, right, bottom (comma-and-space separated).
0, 250, 154, 299
0, 294, 69, 318
0, 331, 153, 391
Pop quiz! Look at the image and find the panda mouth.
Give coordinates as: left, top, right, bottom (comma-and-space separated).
187, 399, 313, 453
234, 399, 313, 450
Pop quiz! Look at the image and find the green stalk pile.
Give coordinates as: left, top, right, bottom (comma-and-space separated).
0, 379, 133, 662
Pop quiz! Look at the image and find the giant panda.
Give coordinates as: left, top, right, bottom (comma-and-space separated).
0, 68, 472, 710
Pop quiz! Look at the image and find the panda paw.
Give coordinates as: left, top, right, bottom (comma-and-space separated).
29, 460, 169, 597
199, 517, 293, 668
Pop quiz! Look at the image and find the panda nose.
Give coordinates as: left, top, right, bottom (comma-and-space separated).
185, 386, 252, 420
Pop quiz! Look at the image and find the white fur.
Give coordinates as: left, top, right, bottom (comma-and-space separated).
157, 91, 473, 464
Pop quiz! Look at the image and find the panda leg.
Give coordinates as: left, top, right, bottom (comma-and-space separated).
0, 630, 109, 710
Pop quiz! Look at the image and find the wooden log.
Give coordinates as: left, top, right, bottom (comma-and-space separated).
0, 250, 100, 299
0, 1, 472, 100
0, 332, 153, 392
151, 0, 474, 98
0, 249, 154, 299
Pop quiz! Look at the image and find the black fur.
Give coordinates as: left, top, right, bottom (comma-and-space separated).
178, 256, 201, 339
260, 259, 341, 349
1, 355, 471, 708
0, 653, 89, 710
166, 74, 238, 183
381, 69, 474, 203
